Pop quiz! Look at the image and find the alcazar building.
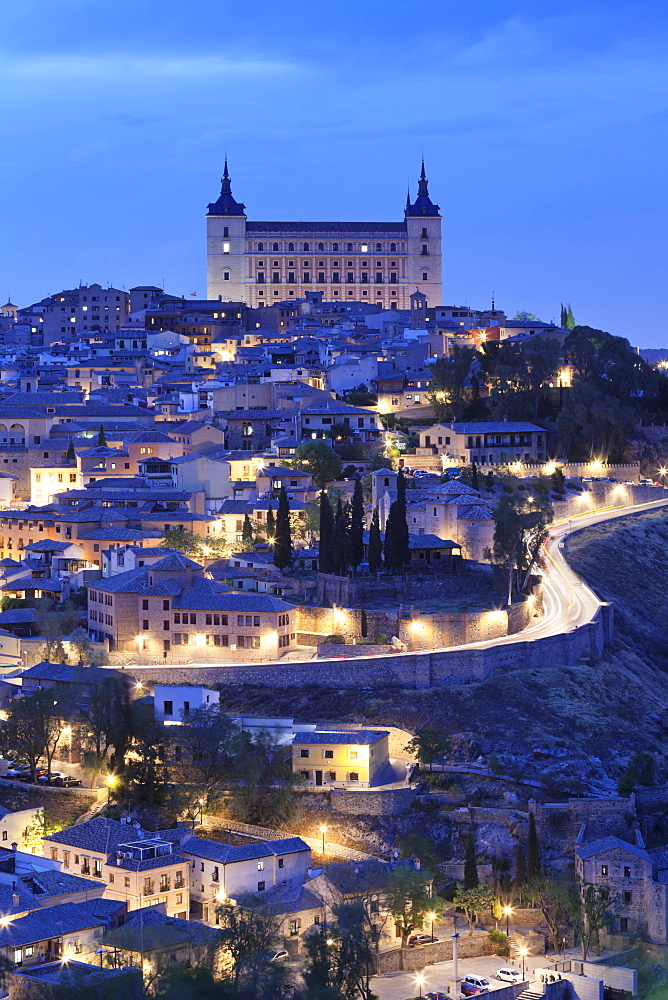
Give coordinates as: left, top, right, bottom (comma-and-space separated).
206, 161, 442, 310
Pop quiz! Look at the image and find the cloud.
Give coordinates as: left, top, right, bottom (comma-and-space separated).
0, 52, 301, 81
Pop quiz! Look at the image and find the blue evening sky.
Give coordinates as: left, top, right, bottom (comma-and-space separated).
1, 0, 667, 345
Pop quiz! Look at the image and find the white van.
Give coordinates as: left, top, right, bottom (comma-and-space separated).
462, 974, 490, 992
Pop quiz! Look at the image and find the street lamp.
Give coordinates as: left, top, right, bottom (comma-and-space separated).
519, 946, 528, 981
320, 825, 327, 854
105, 774, 117, 805
415, 973, 425, 998
503, 905, 512, 939
428, 910, 436, 942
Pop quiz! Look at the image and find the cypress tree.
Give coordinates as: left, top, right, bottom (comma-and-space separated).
485, 471, 495, 490
350, 475, 365, 570
464, 832, 479, 889
273, 485, 292, 571
333, 498, 350, 576
266, 504, 275, 540
396, 469, 410, 567
242, 514, 254, 545
97, 424, 107, 448
527, 813, 541, 880
66, 440, 76, 463
471, 461, 479, 492
361, 607, 368, 639
318, 491, 334, 573
383, 501, 400, 573
514, 843, 527, 903
368, 507, 382, 574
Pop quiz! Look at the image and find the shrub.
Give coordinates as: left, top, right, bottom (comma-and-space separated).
323, 634, 345, 644
374, 632, 388, 644
488, 929, 510, 956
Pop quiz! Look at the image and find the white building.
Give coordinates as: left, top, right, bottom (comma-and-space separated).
153, 685, 220, 725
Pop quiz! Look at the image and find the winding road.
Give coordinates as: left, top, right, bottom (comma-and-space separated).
118, 495, 668, 672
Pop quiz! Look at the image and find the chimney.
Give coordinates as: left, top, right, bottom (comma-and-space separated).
10, 843, 16, 853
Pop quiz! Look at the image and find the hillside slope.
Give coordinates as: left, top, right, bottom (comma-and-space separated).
221, 511, 668, 786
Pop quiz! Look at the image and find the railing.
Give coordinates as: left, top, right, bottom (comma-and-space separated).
143, 884, 155, 896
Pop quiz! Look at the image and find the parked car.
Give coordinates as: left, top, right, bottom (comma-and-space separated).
496, 968, 522, 983
460, 984, 485, 997
462, 974, 490, 992
5, 768, 30, 780
53, 775, 82, 787
408, 933, 438, 946
425, 992, 448, 999
268, 949, 289, 962
20, 768, 48, 783
37, 772, 61, 784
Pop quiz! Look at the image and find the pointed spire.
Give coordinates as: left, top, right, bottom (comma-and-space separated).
223, 157, 230, 181
417, 158, 429, 197
207, 158, 246, 217
406, 185, 411, 211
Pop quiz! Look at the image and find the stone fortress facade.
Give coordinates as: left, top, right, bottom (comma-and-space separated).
206, 160, 442, 310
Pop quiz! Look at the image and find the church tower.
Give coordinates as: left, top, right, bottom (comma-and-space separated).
206, 160, 248, 301
405, 160, 442, 308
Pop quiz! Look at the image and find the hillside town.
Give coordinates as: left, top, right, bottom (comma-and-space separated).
0, 161, 666, 1000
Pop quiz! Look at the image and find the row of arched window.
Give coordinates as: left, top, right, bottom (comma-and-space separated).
254, 241, 399, 253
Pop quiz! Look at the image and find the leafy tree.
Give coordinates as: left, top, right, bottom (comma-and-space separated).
527, 813, 541, 880
512, 310, 538, 321
485, 470, 495, 490
177, 704, 241, 785
67, 626, 97, 665
368, 507, 382, 574
78, 671, 132, 779
569, 882, 618, 960
551, 466, 566, 492
618, 751, 657, 795
404, 726, 451, 772
350, 476, 365, 570
66, 440, 76, 463
464, 832, 479, 889
230, 732, 297, 826
265, 504, 275, 541
532, 875, 573, 952
360, 608, 368, 639
328, 901, 379, 1000
97, 424, 107, 447
318, 491, 335, 574
155, 967, 237, 999
492, 491, 553, 600
293, 440, 343, 486
273, 486, 292, 570
123, 706, 171, 806
428, 346, 476, 421
3, 689, 68, 783
216, 898, 283, 994
387, 864, 435, 950
454, 884, 494, 935
161, 528, 203, 558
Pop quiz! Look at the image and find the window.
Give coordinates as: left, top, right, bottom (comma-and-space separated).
324, 749, 334, 759
300, 749, 309, 758
349, 750, 358, 760
623, 890, 632, 904
624, 866, 631, 877
272, 242, 279, 251
278, 858, 284, 869
303, 242, 309, 251
142, 619, 149, 630
142, 599, 149, 610
349, 772, 359, 781
164, 701, 173, 715
601, 865, 608, 876
422, 272, 428, 281
258, 880, 266, 891
258, 861, 264, 871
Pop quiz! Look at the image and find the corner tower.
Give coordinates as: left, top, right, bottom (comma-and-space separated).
206, 159, 247, 300
405, 160, 442, 306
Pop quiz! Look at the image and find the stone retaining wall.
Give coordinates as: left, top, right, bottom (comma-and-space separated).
199, 814, 377, 861
329, 787, 417, 816
109, 602, 610, 690
376, 931, 494, 973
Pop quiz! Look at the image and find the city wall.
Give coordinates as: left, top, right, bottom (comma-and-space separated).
329, 787, 418, 816
111, 602, 611, 691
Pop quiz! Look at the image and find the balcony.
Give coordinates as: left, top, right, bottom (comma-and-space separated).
174, 878, 185, 890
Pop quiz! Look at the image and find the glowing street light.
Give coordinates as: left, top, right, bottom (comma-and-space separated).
105, 774, 117, 804
415, 973, 425, 998
428, 910, 437, 941
319, 825, 327, 854
503, 905, 513, 938
518, 945, 528, 980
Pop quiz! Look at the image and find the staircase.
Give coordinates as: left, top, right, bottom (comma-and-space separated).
515, 991, 544, 1000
